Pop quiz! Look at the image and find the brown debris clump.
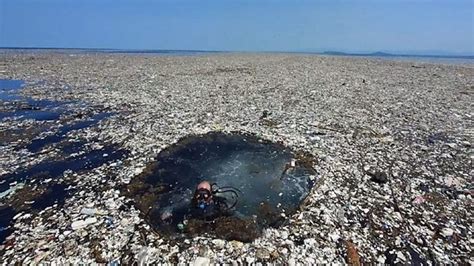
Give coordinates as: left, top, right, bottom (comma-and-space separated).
185, 216, 260, 242
346, 241, 361, 266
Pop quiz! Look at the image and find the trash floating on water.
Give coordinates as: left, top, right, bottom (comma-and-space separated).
25, 112, 115, 153
0, 79, 129, 245
0, 79, 67, 121
0, 146, 127, 194
123, 131, 317, 241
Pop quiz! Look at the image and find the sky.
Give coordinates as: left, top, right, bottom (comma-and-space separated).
0, 0, 473, 54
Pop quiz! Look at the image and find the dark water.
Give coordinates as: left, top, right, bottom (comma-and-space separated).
0, 207, 15, 244
0, 146, 126, 244
126, 132, 315, 240
26, 112, 113, 153
0, 147, 126, 193
0, 80, 24, 90
0, 80, 24, 103
30, 183, 68, 210
0, 183, 71, 245
0, 79, 66, 121
0, 79, 128, 244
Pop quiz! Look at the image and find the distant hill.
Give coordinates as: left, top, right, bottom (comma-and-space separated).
322, 51, 394, 56
322, 51, 474, 59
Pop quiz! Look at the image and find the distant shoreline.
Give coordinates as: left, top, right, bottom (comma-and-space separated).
0, 47, 223, 55
1, 47, 473, 66
1, 47, 473, 59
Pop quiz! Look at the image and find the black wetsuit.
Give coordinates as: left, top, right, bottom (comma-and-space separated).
156, 194, 232, 231
190, 195, 232, 221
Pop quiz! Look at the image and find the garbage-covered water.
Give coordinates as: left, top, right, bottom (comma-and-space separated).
0, 146, 127, 193
124, 132, 316, 241
25, 112, 114, 153
0, 79, 67, 121
0, 79, 127, 244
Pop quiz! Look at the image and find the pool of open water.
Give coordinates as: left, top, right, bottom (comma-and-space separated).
125, 132, 316, 241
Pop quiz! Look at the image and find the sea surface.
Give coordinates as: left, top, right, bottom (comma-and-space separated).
126, 132, 315, 239
1, 48, 472, 65
319, 51, 474, 65
0, 79, 126, 244
369, 56, 473, 65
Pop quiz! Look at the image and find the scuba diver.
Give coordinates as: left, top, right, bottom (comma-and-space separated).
191, 181, 239, 220
159, 180, 241, 227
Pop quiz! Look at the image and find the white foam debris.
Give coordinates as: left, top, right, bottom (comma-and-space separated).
0, 53, 471, 264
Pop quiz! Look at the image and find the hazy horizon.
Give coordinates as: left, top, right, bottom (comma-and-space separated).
1, 46, 474, 57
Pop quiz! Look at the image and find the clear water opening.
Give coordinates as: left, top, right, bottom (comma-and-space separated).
124, 132, 316, 241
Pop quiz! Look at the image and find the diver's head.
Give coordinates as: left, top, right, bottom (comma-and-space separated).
194, 181, 213, 209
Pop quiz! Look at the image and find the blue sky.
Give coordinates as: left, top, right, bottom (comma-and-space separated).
0, 0, 473, 54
